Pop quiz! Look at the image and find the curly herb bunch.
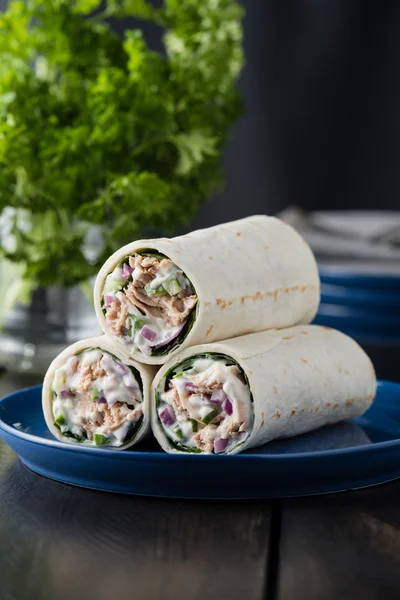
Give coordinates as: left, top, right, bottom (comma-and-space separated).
0, 0, 243, 288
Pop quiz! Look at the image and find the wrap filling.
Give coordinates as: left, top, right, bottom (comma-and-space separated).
156, 354, 253, 453
51, 348, 143, 447
102, 251, 197, 356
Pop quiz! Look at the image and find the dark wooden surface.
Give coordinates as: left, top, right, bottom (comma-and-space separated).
1, 376, 400, 600
0, 437, 273, 600
278, 482, 400, 600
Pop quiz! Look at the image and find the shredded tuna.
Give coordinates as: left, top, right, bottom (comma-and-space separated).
105, 254, 197, 338
164, 386, 190, 419
158, 357, 253, 453
79, 359, 106, 392
194, 426, 218, 453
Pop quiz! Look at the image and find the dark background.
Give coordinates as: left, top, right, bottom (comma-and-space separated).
111, 0, 400, 227
195, 0, 400, 228
2, 0, 400, 227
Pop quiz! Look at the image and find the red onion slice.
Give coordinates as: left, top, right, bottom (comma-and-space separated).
100, 353, 129, 376
214, 437, 229, 453
224, 398, 233, 415
59, 388, 76, 399
153, 322, 185, 349
210, 390, 227, 404
121, 263, 133, 278
112, 359, 128, 375
97, 395, 107, 404
159, 406, 176, 426
140, 326, 157, 342
104, 295, 115, 307
184, 381, 197, 392
66, 355, 79, 374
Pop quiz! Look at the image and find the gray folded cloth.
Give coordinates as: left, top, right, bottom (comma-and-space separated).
278, 207, 400, 275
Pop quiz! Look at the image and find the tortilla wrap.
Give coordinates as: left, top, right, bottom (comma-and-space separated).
151, 325, 376, 454
94, 215, 320, 364
42, 336, 157, 449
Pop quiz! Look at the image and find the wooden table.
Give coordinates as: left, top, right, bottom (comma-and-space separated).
1, 373, 400, 600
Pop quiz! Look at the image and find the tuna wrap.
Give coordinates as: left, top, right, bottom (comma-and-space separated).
151, 325, 376, 455
94, 215, 320, 365
42, 336, 156, 449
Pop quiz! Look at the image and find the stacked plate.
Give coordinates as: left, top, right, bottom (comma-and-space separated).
277, 209, 400, 380
313, 262, 400, 344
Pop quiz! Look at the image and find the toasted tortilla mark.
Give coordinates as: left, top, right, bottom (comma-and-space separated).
273, 385, 278, 394
344, 369, 350, 375
333, 403, 339, 408
205, 324, 214, 337
216, 298, 227, 310
228, 300, 233, 306
339, 367, 342, 373
345, 400, 353, 407
301, 358, 308, 364
263, 244, 269, 250
315, 406, 320, 412
326, 402, 332, 407
261, 411, 265, 427
236, 232, 241, 237
204, 301, 211, 307
209, 256, 213, 260
283, 336, 293, 340
273, 411, 281, 419
301, 331, 308, 335
282, 369, 287, 375
240, 292, 266, 304
239, 284, 318, 307
290, 409, 296, 416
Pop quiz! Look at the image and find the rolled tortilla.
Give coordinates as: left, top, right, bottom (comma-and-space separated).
94, 215, 320, 365
42, 336, 157, 449
151, 325, 376, 455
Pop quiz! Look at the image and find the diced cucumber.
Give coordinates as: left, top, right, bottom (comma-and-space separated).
52, 368, 66, 391
144, 283, 166, 297
201, 407, 218, 425
94, 433, 109, 445
163, 278, 182, 296
103, 271, 126, 294
128, 315, 143, 339
54, 414, 65, 430
91, 388, 99, 401
172, 425, 184, 440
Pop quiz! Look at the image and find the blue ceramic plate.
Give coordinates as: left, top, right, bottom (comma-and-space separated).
1, 383, 400, 499
319, 264, 400, 289
314, 303, 400, 336
321, 283, 400, 310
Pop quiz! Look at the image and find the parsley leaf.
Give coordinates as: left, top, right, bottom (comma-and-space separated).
0, 0, 243, 288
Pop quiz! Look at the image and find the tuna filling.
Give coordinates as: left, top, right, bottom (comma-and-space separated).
102, 251, 198, 357
51, 348, 143, 447
157, 354, 253, 454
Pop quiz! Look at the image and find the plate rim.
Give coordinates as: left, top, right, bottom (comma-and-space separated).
0, 381, 399, 462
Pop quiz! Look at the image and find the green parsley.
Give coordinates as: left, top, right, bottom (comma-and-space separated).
0, 0, 243, 289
